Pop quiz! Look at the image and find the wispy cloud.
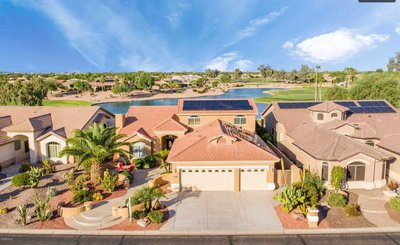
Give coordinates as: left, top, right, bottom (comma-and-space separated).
166, 13, 182, 28
283, 29, 389, 63
396, 24, 400, 35
204, 52, 252, 71
165, 2, 191, 28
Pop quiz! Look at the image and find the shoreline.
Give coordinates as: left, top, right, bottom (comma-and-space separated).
47, 83, 300, 105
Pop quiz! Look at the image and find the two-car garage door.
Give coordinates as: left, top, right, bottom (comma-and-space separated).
180, 168, 268, 191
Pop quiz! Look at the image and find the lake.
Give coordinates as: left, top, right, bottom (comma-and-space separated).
97, 87, 283, 117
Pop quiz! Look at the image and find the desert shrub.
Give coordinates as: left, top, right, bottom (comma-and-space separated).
390, 197, 400, 211
48, 187, 58, 197
73, 189, 94, 204
34, 188, 52, 222
144, 156, 156, 168
387, 180, 399, 191
0, 207, 8, 215
92, 192, 104, 201
328, 193, 347, 208
120, 170, 134, 183
16, 204, 27, 225
147, 210, 163, 224
42, 159, 56, 175
26, 167, 43, 188
330, 166, 345, 192
274, 185, 305, 213
131, 210, 147, 220
134, 159, 145, 169
64, 169, 75, 188
126, 195, 142, 206
12, 173, 29, 187
101, 169, 118, 192
19, 163, 31, 173
345, 204, 361, 217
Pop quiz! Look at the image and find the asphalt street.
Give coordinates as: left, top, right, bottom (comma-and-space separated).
1, 233, 400, 245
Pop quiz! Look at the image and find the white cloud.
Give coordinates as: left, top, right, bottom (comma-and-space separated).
204, 52, 252, 71
236, 7, 287, 40
284, 29, 390, 63
166, 13, 182, 28
396, 24, 400, 34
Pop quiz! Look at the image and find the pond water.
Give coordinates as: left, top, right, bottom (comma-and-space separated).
97, 87, 284, 117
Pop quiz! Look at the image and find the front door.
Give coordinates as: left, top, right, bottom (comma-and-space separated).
24, 140, 29, 153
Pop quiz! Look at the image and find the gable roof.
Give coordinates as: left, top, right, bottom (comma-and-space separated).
167, 120, 279, 163
308, 101, 348, 113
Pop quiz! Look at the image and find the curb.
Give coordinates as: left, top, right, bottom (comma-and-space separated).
1, 227, 400, 236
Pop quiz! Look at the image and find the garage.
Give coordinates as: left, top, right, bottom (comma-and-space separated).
240, 168, 268, 191
180, 168, 234, 191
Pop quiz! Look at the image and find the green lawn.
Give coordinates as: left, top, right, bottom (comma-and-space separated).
42, 100, 93, 106
254, 87, 328, 103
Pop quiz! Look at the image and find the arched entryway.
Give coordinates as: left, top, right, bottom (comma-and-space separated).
162, 135, 177, 150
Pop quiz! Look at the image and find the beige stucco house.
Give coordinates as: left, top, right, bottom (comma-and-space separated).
116, 98, 280, 191
0, 106, 114, 167
262, 100, 399, 190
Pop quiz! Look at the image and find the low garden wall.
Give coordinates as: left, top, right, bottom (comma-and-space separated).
148, 173, 171, 188
59, 206, 85, 218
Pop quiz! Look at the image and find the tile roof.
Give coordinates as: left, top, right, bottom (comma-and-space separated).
308, 101, 348, 112
167, 120, 279, 162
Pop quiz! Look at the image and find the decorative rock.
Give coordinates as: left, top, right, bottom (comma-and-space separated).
137, 217, 150, 227
291, 212, 304, 221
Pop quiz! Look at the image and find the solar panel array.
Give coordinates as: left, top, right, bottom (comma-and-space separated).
182, 100, 253, 111
277, 100, 396, 114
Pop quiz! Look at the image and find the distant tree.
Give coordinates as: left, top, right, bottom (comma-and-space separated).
387, 52, 400, 72
325, 86, 349, 100
258, 65, 274, 78
134, 72, 155, 90
73, 80, 91, 93
298, 65, 313, 83
220, 73, 231, 83
191, 78, 206, 88
205, 69, 220, 78
112, 83, 131, 97
376, 68, 384, 73
233, 68, 243, 80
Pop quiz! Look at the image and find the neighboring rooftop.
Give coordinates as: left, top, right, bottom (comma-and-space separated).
177, 98, 258, 114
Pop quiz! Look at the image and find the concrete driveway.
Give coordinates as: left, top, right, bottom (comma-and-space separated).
161, 191, 282, 232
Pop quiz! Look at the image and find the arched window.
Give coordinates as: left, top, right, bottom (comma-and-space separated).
47, 142, 61, 158
188, 115, 200, 125
331, 113, 338, 118
234, 115, 246, 125
321, 162, 329, 181
347, 162, 366, 181
365, 140, 375, 147
317, 113, 324, 120
130, 142, 147, 158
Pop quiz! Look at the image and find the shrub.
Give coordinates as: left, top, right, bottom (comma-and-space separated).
48, 187, 58, 197
390, 197, 400, 211
64, 169, 75, 188
147, 210, 164, 224
144, 156, 156, 168
92, 192, 104, 201
132, 210, 147, 220
73, 189, 94, 204
345, 204, 361, 217
0, 207, 8, 215
120, 170, 134, 183
16, 204, 27, 225
101, 169, 118, 192
328, 193, 347, 208
42, 159, 56, 175
12, 173, 29, 187
19, 163, 31, 173
34, 188, 52, 222
387, 180, 399, 191
274, 185, 305, 213
126, 195, 142, 206
134, 159, 145, 169
27, 167, 43, 188
330, 166, 345, 192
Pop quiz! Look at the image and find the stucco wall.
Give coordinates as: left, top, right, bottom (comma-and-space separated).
178, 114, 256, 132
0, 143, 16, 168
38, 135, 67, 163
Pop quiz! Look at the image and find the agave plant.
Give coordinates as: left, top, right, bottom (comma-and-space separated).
34, 188, 52, 222
16, 204, 27, 225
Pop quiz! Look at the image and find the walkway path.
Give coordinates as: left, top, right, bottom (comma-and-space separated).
64, 167, 163, 230
0, 162, 23, 192
353, 188, 399, 227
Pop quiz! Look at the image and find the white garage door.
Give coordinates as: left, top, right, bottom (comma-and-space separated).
180, 168, 234, 191
240, 168, 267, 191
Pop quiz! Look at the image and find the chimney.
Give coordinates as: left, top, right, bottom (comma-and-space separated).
115, 114, 125, 133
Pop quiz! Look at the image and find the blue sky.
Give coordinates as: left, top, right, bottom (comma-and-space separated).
0, 0, 399, 72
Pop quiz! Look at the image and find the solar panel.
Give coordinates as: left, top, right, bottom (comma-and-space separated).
182, 100, 253, 111
357, 100, 390, 107
335, 101, 357, 108
277, 102, 321, 109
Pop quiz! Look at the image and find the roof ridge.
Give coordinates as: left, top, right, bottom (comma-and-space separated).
168, 136, 207, 161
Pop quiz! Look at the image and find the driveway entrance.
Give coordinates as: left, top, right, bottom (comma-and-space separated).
161, 191, 282, 232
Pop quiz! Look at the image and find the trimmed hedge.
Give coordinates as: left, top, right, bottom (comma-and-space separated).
147, 210, 163, 224
328, 193, 347, 208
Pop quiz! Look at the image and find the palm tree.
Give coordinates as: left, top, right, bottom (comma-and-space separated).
135, 186, 165, 212
60, 124, 129, 185
154, 149, 170, 172
314, 65, 321, 101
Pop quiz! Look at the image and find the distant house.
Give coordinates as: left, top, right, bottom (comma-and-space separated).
0, 106, 114, 167
92, 78, 117, 91
262, 100, 399, 189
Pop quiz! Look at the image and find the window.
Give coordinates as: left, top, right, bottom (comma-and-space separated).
382, 162, 386, 180
130, 142, 147, 158
365, 140, 375, 147
347, 162, 366, 181
24, 141, 29, 153
188, 116, 200, 125
234, 115, 246, 125
317, 113, 324, 120
14, 140, 21, 151
331, 113, 338, 118
321, 162, 329, 181
47, 142, 61, 158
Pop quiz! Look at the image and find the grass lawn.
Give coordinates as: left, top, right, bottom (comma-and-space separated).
42, 100, 93, 106
255, 87, 328, 103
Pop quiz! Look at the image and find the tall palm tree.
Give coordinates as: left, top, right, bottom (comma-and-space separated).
154, 149, 170, 172
315, 65, 321, 101
60, 124, 129, 185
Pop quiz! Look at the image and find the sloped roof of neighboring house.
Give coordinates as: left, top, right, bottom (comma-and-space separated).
0, 115, 14, 146
167, 120, 279, 162
153, 117, 188, 132
177, 98, 258, 115
308, 101, 348, 113
1, 106, 110, 139
119, 106, 183, 138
